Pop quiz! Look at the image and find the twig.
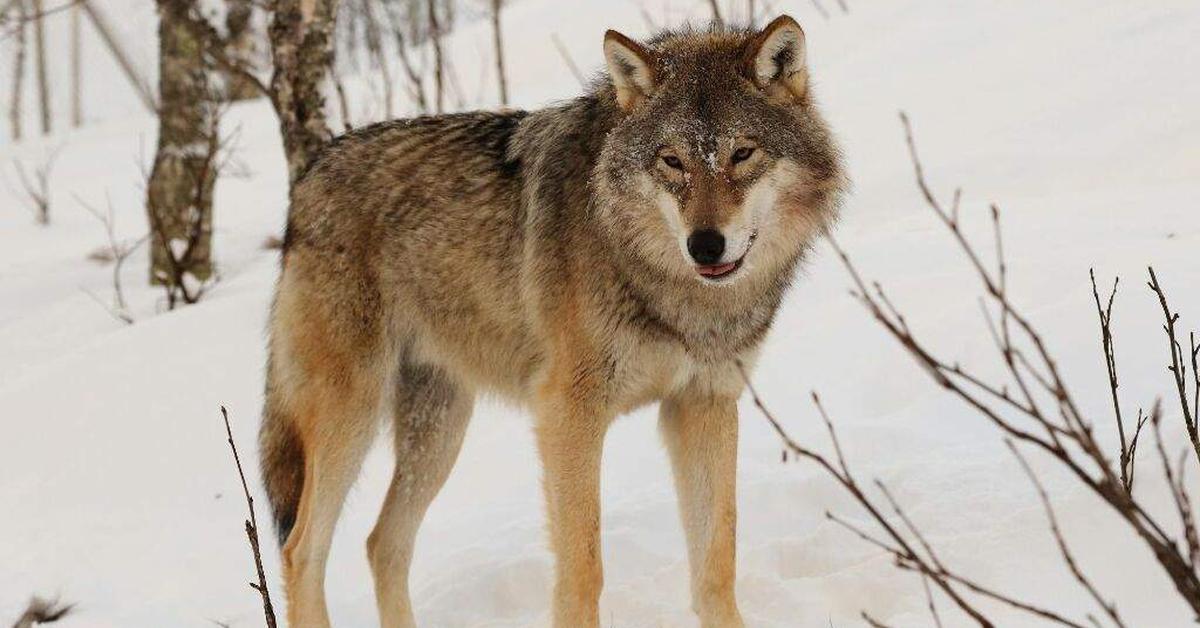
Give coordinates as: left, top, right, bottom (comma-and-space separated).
816, 112, 1200, 617
1091, 270, 1140, 493
744, 112, 1200, 625
221, 406, 278, 628
359, 0, 394, 118
705, 0, 724, 27
551, 33, 585, 88
78, 0, 157, 111
809, 0, 830, 20
1148, 402, 1200, 572
1008, 439, 1125, 627
1148, 267, 1200, 470
8, 596, 73, 628
0, 0, 80, 39
921, 573, 944, 628
638, 3, 659, 31
75, 192, 147, 323
327, 54, 353, 132
736, 365, 1021, 627
384, 2, 428, 114
10, 147, 59, 224
176, 4, 271, 100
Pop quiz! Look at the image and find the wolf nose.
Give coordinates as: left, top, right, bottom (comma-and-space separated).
687, 229, 726, 265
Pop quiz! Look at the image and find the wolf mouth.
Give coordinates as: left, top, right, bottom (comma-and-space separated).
695, 231, 756, 282
696, 257, 744, 280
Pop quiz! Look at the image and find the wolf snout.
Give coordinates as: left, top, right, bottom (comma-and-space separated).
687, 229, 726, 265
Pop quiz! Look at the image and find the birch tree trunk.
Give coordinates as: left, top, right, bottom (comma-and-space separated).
71, 2, 82, 126
268, 0, 339, 185
426, 0, 443, 114
146, 0, 217, 295
491, 0, 507, 106
9, 0, 27, 141
32, 0, 50, 134
224, 0, 259, 101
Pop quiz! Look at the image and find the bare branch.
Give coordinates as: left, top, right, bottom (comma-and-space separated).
359, 0, 394, 118
706, 0, 724, 27
9, 596, 73, 628
1091, 269, 1137, 493
921, 573, 944, 628
551, 33, 586, 88
815, 113, 1200, 617
1008, 440, 1125, 626
384, 2, 428, 113
745, 112, 1200, 625
79, 0, 157, 111
1148, 267, 1200, 470
809, 0, 830, 21
175, 3, 271, 100
221, 406, 278, 628
75, 192, 147, 323
10, 147, 58, 224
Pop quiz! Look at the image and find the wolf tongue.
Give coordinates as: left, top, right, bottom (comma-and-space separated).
699, 262, 736, 276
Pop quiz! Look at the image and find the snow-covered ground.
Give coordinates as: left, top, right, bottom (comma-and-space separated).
3, 1, 1199, 626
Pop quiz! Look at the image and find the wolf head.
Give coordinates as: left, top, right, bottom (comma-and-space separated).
593, 16, 844, 287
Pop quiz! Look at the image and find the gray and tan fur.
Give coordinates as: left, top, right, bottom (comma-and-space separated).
260, 15, 844, 628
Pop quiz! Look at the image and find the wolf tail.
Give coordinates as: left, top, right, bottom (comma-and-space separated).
260, 376, 304, 547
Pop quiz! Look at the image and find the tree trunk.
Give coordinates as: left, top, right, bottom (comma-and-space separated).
32, 0, 50, 134
9, 0, 26, 141
224, 0, 260, 101
706, 0, 723, 27
426, 0, 443, 114
491, 0, 507, 106
360, 0, 393, 118
71, 2, 82, 126
147, 0, 217, 296
385, 1, 427, 114
268, 0, 339, 185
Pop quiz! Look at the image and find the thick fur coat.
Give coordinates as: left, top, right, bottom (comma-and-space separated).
261, 16, 843, 628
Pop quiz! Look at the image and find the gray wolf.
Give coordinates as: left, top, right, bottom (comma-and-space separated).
260, 14, 843, 628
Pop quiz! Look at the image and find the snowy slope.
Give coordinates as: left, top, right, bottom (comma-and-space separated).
3, 1, 1200, 627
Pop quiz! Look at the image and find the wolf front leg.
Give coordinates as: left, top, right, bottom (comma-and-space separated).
534, 378, 612, 628
660, 391, 745, 628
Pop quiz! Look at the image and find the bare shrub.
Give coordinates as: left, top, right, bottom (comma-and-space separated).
76, 192, 148, 324
742, 113, 1200, 626
10, 148, 59, 225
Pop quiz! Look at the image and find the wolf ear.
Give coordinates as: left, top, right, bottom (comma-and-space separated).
744, 15, 808, 103
604, 30, 657, 111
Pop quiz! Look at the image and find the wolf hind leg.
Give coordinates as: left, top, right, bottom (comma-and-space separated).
368, 357, 474, 628
275, 363, 387, 628
265, 265, 393, 628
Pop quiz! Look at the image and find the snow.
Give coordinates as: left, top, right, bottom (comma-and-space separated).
3, 1, 1200, 626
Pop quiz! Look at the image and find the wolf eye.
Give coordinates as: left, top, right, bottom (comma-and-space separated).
661, 155, 684, 170
731, 147, 756, 164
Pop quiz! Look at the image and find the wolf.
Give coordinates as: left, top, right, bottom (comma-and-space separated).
260, 14, 843, 628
